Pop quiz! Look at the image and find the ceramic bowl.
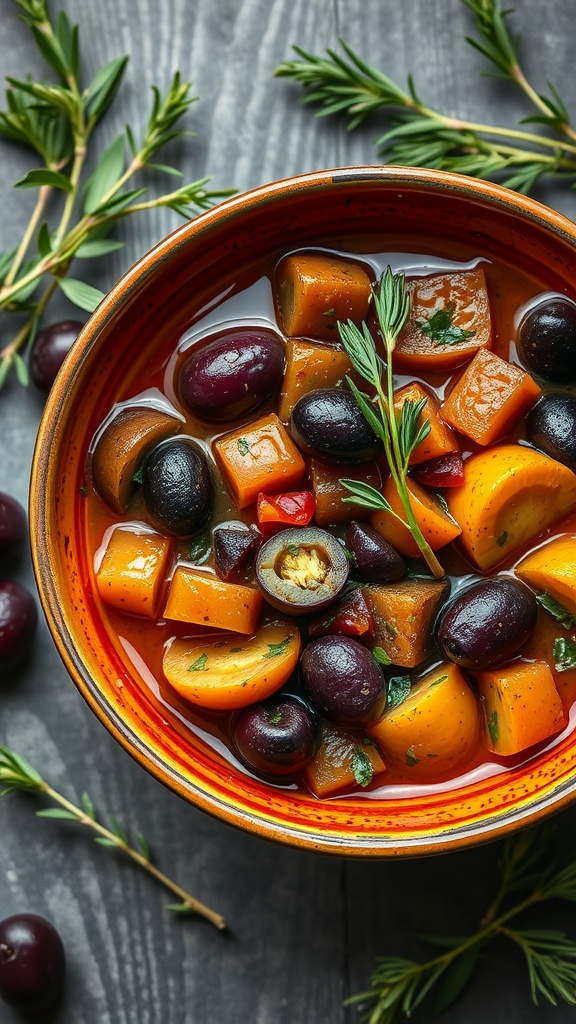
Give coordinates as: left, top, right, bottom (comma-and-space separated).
30, 166, 576, 855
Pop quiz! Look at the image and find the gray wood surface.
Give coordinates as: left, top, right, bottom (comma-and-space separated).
2, 1, 576, 1021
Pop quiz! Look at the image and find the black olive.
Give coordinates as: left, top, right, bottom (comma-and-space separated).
179, 330, 284, 421
233, 695, 319, 776
526, 394, 576, 473
301, 635, 386, 726
142, 437, 213, 536
346, 521, 406, 583
517, 297, 576, 383
255, 527, 349, 615
437, 577, 537, 670
290, 388, 380, 462
213, 526, 258, 580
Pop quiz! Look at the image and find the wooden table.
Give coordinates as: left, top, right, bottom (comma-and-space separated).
2, 1, 576, 1020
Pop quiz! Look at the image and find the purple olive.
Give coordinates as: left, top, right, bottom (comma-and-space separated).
0, 581, 37, 671
142, 437, 213, 536
526, 394, 576, 472
437, 577, 537, 670
517, 297, 576, 382
301, 635, 386, 726
29, 320, 84, 392
346, 521, 405, 583
0, 914, 65, 1012
214, 526, 258, 580
255, 527, 349, 615
233, 695, 319, 776
290, 388, 381, 462
0, 493, 27, 567
179, 330, 285, 421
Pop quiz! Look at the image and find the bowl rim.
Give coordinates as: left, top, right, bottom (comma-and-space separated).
30, 164, 576, 856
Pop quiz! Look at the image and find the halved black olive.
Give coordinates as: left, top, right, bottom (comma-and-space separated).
255, 527, 349, 615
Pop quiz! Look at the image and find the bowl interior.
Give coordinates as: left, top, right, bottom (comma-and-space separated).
31, 167, 576, 855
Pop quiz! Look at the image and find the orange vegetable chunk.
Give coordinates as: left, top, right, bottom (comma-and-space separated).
163, 619, 301, 710
447, 445, 576, 570
96, 525, 172, 618
309, 458, 383, 526
362, 578, 449, 667
393, 267, 491, 372
441, 348, 541, 445
278, 339, 354, 422
520, 608, 576, 710
213, 412, 305, 509
163, 566, 262, 634
370, 476, 461, 558
393, 382, 458, 465
369, 662, 481, 778
275, 253, 372, 342
515, 535, 576, 616
303, 721, 386, 798
475, 660, 565, 756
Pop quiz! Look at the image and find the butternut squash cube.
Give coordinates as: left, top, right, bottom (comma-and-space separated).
520, 608, 576, 711
370, 476, 461, 558
213, 412, 305, 509
475, 660, 565, 756
447, 445, 576, 570
393, 381, 458, 465
440, 348, 541, 446
369, 662, 481, 778
303, 721, 386, 798
96, 525, 172, 617
515, 535, 576, 617
362, 578, 449, 667
309, 458, 382, 526
163, 566, 262, 634
278, 339, 354, 422
275, 253, 372, 342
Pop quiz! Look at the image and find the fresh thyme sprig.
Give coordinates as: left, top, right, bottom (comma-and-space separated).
349, 825, 576, 1023
0, 744, 226, 931
0, 0, 233, 391
338, 267, 444, 579
274, 0, 576, 194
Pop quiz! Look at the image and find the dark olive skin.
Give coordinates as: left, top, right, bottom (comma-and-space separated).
179, 330, 285, 421
526, 394, 576, 472
255, 527, 349, 615
346, 521, 406, 583
213, 527, 258, 580
0, 493, 27, 567
517, 297, 576, 383
29, 320, 84, 392
233, 695, 319, 776
0, 581, 37, 671
437, 577, 537, 670
290, 388, 380, 462
301, 635, 386, 726
0, 914, 65, 1012
142, 438, 213, 536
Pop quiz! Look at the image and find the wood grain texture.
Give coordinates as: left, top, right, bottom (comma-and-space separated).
1, 1, 576, 1021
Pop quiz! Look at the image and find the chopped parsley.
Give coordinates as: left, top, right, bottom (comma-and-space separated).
488, 710, 499, 744
188, 530, 212, 565
537, 593, 576, 630
287, 544, 300, 556
436, 492, 449, 514
387, 674, 411, 710
416, 303, 476, 346
384, 620, 397, 638
351, 748, 374, 788
553, 637, 576, 672
496, 531, 509, 547
405, 745, 419, 768
263, 637, 292, 660
269, 709, 282, 724
132, 465, 143, 485
372, 646, 392, 666
430, 674, 448, 687
188, 653, 208, 672
237, 437, 250, 456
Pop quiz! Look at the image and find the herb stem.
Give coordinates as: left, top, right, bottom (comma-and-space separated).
3, 184, 53, 289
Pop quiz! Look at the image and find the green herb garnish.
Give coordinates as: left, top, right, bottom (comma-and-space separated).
338, 267, 444, 579
405, 745, 419, 767
496, 531, 509, 547
263, 637, 291, 660
387, 674, 411, 710
416, 304, 475, 346
436, 493, 449, 514
537, 593, 576, 630
188, 531, 212, 565
287, 544, 300, 556
430, 675, 448, 687
553, 637, 576, 673
373, 646, 392, 666
188, 653, 208, 672
269, 709, 282, 724
237, 438, 250, 456
351, 747, 374, 788
132, 465, 144, 485
488, 710, 499, 744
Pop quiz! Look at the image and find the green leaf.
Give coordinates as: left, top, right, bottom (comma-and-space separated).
346, 377, 387, 442
387, 674, 411, 709
83, 134, 126, 214
85, 56, 129, 122
339, 479, 394, 514
58, 277, 105, 312
166, 902, 195, 914
81, 791, 97, 820
496, 531, 509, 548
109, 815, 128, 844
94, 836, 119, 847
373, 646, 392, 666
237, 437, 250, 456
37, 222, 52, 257
351, 748, 374, 788
147, 162, 184, 177
432, 943, 481, 1013
421, 933, 468, 949
263, 637, 292, 660
488, 710, 499, 744
12, 352, 29, 387
29, 23, 69, 79
135, 831, 151, 861
0, 249, 17, 284
188, 530, 212, 565
188, 653, 208, 672
416, 303, 475, 346
537, 593, 576, 630
405, 745, 419, 767
94, 187, 147, 217
14, 168, 72, 191
554, 637, 576, 673
74, 238, 124, 259
37, 807, 79, 820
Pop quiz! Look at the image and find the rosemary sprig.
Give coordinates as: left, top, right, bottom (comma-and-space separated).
350, 825, 576, 1023
0, 0, 233, 391
0, 744, 226, 931
338, 268, 444, 579
274, 0, 576, 194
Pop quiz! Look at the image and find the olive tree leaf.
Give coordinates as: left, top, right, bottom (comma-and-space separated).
57, 277, 105, 311
14, 168, 72, 191
83, 134, 126, 214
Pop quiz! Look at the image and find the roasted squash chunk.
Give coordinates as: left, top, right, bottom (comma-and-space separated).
278, 339, 354, 422
163, 566, 262, 634
370, 476, 461, 558
515, 535, 576, 616
475, 660, 566, 756
309, 458, 383, 526
393, 382, 458, 465
303, 721, 385, 797
362, 578, 449, 667
275, 252, 372, 341
96, 525, 172, 617
213, 412, 306, 509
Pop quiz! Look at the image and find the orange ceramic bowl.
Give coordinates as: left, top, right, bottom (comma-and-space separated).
30, 167, 576, 855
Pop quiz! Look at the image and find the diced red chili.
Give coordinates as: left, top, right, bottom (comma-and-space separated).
256, 490, 316, 536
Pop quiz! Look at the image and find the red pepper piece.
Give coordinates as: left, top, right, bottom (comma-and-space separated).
309, 587, 374, 638
411, 451, 465, 489
256, 490, 316, 536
